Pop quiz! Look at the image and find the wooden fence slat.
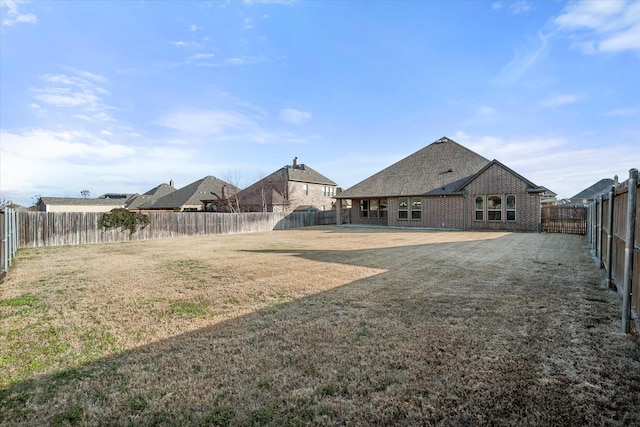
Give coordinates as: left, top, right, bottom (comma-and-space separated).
541, 206, 587, 235
17, 210, 337, 248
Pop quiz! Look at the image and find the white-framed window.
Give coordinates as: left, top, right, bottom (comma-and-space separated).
303, 184, 308, 195
322, 186, 335, 197
398, 198, 408, 219
475, 195, 484, 221
506, 195, 516, 221
487, 195, 502, 221
475, 194, 516, 222
411, 198, 422, 219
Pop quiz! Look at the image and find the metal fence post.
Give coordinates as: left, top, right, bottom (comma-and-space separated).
598, 194, 604, 267
606, 185, 615, 289
622, 168, 638, 333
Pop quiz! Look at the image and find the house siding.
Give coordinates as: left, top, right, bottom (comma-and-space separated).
464, 163, 541, 232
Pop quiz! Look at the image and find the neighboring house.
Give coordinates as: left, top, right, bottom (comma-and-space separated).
126, 182, 177, 210
145, 176, 239, 212
568, 177, 617, 206
235, 158, 338, 213
540, 189, 558, 206
335, 136, 547, 231
36, 197, 132, 213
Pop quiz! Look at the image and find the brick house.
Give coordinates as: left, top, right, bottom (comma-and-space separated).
335, 137, 547, 231
236, 158, 338, 213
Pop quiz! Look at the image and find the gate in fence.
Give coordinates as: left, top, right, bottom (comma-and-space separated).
541, 206, 587, 235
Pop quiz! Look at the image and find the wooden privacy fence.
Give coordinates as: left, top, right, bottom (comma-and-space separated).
18, 210, 337, 248
588, 168, 639, 333
541, 206, 587, 234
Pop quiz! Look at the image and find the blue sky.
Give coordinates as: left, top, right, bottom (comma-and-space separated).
1, 0, 639, 206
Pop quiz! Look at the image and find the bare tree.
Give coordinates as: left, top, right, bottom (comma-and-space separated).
31, 194, 41, 207
80, 189, 91, 199
0, 195, 12, 208
224, 170, 244, 213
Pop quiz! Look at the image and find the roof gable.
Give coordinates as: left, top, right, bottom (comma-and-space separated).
127, 183, 177, 209
337, 137, 490, 198
457, 159, 545, 193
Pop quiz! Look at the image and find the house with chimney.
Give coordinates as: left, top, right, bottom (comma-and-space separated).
235, 158, 338, 213
334, 136, 547, 232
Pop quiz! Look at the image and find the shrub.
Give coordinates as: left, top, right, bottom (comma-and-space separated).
99, 209, 150, 234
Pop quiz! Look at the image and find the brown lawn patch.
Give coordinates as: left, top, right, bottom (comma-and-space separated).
1, 226, 639, 425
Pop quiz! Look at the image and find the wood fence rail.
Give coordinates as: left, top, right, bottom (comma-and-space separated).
588, 168, 639, 333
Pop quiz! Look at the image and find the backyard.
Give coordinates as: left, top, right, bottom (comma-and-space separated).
1, 226, 639, 426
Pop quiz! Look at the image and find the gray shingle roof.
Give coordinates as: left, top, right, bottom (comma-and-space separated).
286, 164, 337, 185
148, 176, 239, 210
39, 197, 127, 207
336, 137, 490, 198
571, 178, 614, 200
126, 183, 176, 209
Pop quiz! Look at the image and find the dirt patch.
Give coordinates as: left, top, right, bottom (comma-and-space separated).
1, 226, 639, 425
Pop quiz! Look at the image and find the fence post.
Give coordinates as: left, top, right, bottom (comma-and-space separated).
606, 185, 615, 289
597, 194, 604, 267
622, 168, 638, 333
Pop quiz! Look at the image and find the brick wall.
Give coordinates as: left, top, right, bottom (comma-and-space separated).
348, 164, 541, 231
464, 163, 541, 232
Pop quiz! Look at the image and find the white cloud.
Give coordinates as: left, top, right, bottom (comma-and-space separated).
605, 106, 640, 116
493, 31, 550, 85
31, 72, 111, 113
492, 1, 531, 14
554, 0, 640, 53
453, 131, 640, 199
0, 127, 213, 205
154, 107, 311, 145
540, 94, 584, 108
189, 24, 202, 31
189, 53, 216, 60
155, 109, 255, 136
477, 105, 496, 115
1, 0, 37, 27
279, 108, 312, 124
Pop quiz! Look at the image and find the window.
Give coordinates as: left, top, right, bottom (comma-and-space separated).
487, 195, 502, 221
370, 199, 379, 218
398, 198, 408, 219
303, 184, 308, 195
380, 199, 388, 218
475, 196, 484, 221
322, 186, 334, 197
506, 195, 516, 221
411, 198, 422, 219
360, 199, 369, 218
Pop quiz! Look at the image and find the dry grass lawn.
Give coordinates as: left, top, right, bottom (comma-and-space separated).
1, 226, 639, 426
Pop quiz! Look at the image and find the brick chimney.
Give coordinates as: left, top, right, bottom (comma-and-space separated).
293, 157, 298, 167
